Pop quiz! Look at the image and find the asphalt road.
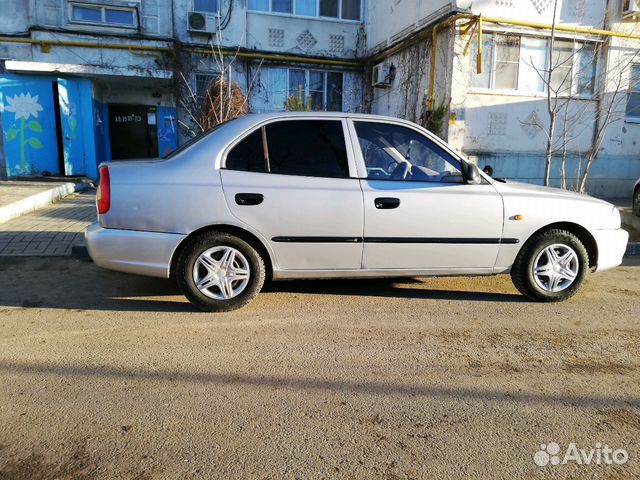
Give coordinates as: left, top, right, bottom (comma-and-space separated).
0, 257, 639, 479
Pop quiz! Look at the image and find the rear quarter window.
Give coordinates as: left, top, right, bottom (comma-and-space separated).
225, 129, 266, 172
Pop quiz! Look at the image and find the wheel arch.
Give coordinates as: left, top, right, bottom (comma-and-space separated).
170, 224, 274, 279
520, 222, 598, 270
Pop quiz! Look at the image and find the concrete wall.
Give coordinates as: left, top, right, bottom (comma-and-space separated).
365, 0, 452, 52
458, 0, 606, 29
0, 0, 29, 34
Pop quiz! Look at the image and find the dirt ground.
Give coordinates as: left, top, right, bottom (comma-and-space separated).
0, 257, 639, 479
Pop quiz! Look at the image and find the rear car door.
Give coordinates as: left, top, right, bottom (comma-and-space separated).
350, 120, 505, 270
220, 118, 364, 271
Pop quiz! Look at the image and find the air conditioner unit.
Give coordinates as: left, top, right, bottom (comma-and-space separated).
187, 11, 217, 34
623, 0, 640, 17
372, 63, 394, 87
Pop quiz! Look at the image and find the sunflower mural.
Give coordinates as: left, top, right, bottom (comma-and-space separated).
3, 92, 44, 173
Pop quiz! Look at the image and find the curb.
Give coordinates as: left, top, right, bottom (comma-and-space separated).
0, 182, 84, 225
71, 245, 91, 260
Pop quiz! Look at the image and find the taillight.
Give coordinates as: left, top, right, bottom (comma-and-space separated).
97, 166, 110, 214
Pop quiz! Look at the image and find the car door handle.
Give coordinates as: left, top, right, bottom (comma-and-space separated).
235, 193, 264, 206
374, 197, 400, 209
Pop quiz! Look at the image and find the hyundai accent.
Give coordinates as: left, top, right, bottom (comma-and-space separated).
85, 113, 629, 311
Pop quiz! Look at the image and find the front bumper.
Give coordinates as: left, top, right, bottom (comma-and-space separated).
593, 228, 629, 272
85, 222, 186, 278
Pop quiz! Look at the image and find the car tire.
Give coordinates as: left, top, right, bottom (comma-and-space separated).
176, 231, 266, 312
510, 229, 589, 302
633, 187, 640, 217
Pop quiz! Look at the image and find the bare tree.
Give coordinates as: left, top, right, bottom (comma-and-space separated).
172, 17, 262, 137
521, 0, 640, 191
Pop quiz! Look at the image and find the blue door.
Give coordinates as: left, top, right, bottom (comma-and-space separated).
57, 78, 95, 176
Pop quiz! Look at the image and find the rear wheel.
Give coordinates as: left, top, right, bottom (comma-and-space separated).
176, 232, 265, 312
511, 229, 589, 302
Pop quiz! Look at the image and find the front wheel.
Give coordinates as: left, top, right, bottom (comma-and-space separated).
511, 229, 589, 302
176, 232, 266, 312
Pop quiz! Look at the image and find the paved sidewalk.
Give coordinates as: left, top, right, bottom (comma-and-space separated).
0, 190, 96, 256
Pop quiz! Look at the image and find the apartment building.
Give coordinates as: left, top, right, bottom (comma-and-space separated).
0, 0, 363, 178
1, 0, 640, 197
366, 0, 640, 196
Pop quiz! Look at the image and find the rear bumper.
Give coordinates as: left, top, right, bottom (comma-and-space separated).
594, 228, 629, 272
84, 222, 186, 278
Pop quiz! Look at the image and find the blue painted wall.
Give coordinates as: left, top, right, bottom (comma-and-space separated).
93, 100, 107, 167
157, 106, 178, 158
0, 75, 59, 176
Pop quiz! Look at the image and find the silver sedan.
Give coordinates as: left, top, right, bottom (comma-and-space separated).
85, 113, 628, 311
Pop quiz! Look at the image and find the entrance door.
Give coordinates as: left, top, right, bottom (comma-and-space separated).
351, 120, 505, 270
108, 104, 158, 160
56, 78, 86, 175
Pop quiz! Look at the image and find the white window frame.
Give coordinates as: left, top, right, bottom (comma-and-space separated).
248, 0, 362, 22
470, 32, 598, 99
68, 2, 138, 29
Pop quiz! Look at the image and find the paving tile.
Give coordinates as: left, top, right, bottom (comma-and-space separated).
0, 191, 96, 256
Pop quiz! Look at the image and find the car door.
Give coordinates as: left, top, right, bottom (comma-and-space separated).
349, 119, 505, 270
220, 118, 364, 271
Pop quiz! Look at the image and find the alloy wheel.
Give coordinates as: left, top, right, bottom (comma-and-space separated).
192, 246, 251, 300
532, 243, 579, 293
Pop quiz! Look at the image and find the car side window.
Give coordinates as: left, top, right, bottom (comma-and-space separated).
354, 122, 463, 183
266, 120, 349, 178
225, 120, 350, 178
225, 129, 266, 173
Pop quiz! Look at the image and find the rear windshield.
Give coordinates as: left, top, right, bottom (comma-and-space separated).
162, 121, 230, 159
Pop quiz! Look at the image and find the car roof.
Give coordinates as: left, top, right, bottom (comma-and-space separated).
223, 112, 426, 137
243, 111, 401, 120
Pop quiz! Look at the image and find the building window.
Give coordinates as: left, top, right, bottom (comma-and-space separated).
471, 33, 597, 97
625, 64, 640, 120
193, 0, 219, 12
194, 73, 219, 102
69, 3, 137, 28
286, 69, 343, 111
494, 35, 520, 90
255, 68, 343, 112
248, 0, 361, 20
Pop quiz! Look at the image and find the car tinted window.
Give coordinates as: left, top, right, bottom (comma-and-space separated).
266, 120, 349, 178
354, 122, 463, 183
226, 129, 266, 172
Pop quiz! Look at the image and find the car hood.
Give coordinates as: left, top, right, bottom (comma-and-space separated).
492, 180, 613, 207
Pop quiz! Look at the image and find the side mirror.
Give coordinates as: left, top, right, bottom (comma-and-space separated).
462, 162, 482, 185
